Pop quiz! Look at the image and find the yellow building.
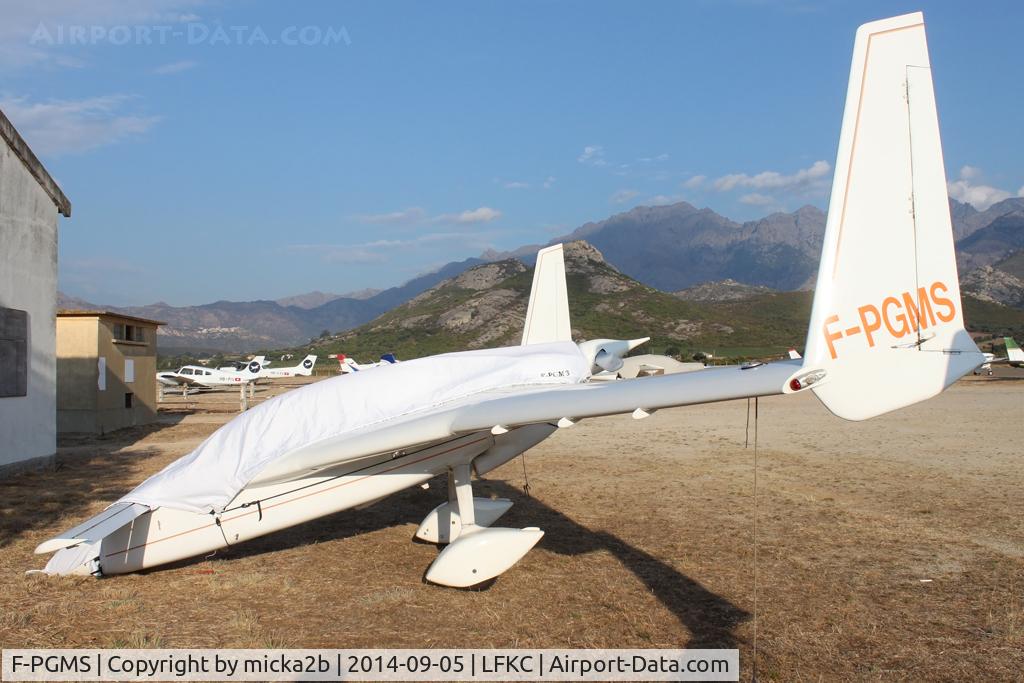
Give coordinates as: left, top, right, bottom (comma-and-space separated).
56, 310, 165, 434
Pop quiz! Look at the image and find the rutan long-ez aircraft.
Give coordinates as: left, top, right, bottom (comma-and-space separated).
37, 13, 988, 587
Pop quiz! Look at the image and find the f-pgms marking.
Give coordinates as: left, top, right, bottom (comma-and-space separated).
823, 280, 956, 359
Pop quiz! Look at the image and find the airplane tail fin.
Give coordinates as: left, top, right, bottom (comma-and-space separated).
1006, 337, 1024, 363
242, 355, 265, 378
521, 244, 572, 345
797, 13, 982, 420
297, 354, 317, 375
333, 354, 357, 374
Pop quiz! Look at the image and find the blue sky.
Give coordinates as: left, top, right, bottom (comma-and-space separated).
3, 1, 1022, 306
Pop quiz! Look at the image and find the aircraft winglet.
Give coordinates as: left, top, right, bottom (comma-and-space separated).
521, 244, 572, 345
798, 12, 983, 420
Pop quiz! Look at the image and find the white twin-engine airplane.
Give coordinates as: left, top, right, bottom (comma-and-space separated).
37, 14, 987, 586
155, 356, 266, 391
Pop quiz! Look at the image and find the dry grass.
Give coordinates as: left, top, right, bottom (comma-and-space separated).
1, 372, 1022, 681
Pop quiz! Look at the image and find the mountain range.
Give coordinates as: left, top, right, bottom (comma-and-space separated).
59, 197, 1024, 352
294, 241, 1024, 365
308, 241, 818, 361
59, 256, 484, 352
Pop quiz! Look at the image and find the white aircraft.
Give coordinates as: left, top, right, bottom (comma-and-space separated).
332, 353, 399, 374
1004, 337, 1024, 367
589, 351, 705, 381
257, 354, 318, 379
156, 356, 265, 391
218, 359, 271, 372
974, 353, 996, 376
36, 14, 985, 587
974, 337, 1024, 375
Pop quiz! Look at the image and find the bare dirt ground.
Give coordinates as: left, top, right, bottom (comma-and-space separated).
1, 372, 1022, 681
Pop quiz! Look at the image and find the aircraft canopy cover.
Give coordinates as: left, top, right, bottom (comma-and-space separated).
119, 342, 589, 513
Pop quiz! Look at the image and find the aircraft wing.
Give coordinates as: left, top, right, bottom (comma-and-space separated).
450, 360, 800, 433
157, 375, 204, 387
248, 362, 799, 487
35, 502, 150, 554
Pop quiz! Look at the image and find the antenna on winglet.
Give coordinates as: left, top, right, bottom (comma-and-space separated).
521, 244, 572, 345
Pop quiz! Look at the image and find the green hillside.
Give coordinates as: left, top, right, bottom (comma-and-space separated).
962, 295, 1024, 337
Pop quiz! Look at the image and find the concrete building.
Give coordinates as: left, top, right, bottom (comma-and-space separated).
0, 109, 71, 475
56, 311, 164, 434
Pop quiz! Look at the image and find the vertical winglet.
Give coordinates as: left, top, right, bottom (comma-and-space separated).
800, 13, 982, 420
521, 244, 572, 345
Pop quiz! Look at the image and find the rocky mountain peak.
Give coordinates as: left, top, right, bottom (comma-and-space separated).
562, 240, 606, 266
450, 259, 527, 290
961, 265, 1024, 309
674, 279, 776, 302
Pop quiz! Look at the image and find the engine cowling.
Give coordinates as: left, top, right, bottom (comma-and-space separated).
577, 337, 650, 375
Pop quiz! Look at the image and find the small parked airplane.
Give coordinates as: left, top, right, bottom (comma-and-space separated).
1004, 337, 1024, 367
156, 356, 265, 391
257, 354, 318, 379
218, 359, 270, 372
331, 353, 399, 374
37, 14, 987, 587
975, 337, 1024, 374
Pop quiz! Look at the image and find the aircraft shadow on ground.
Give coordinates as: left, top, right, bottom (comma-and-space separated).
186, 473, 747, 648
15, 430, 747, 647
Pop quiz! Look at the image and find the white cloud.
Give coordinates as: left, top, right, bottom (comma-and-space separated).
355, 206, 502, 227
946, 165, 1019, 210
713, 160, 831, 192
496, 175, 554, 190
152, 59, 198, 75
577, 145, 607, 166
740, 193, 778, 206
443, 206, 502, 224
320, 248, 387, 265
648, 193, 684, 206
683, 175, 706, 189
637, 153, 669, 163
290, 230, 499, 264
0, 94, 159, 155
959, 165, 981, 180
610, 189, 640, 204
0, 0, 204, 70
354, 207, 427, 225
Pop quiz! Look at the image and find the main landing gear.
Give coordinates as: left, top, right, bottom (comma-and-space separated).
418, 463, 543, 588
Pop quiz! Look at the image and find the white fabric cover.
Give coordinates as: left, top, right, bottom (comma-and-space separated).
120, 342, 589, 513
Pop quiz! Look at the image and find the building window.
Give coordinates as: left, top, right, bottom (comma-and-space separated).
124, 358, 135, 383
124, 392, 134, 409
0, 308, 28, 398
113, 323, 145, 342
